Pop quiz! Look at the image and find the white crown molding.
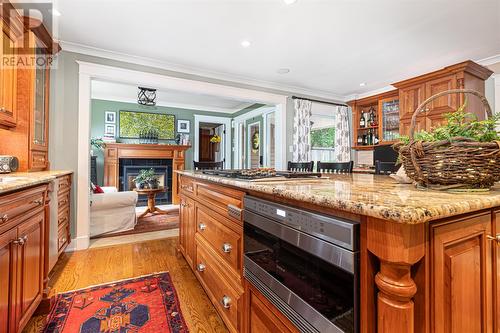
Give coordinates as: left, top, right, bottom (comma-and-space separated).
477, 53, 500, 67
61, 40, 346, 102
344, 85, 395, 102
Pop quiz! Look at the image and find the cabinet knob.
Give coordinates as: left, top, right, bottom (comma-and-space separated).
0, 214, 8, 223
222, 243, 232, 253
197, 263, 206, 272
32, 199, 43, 206
487, 234, 500, 242
198, 223, 206, 231
221, 295, 231, 309
13, 236, 27, 246
0, 107, 5, 112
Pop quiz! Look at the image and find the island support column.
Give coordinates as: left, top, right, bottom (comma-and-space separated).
367, 217, 425, 333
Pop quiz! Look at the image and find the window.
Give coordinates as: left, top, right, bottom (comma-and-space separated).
310, 103, 337, 162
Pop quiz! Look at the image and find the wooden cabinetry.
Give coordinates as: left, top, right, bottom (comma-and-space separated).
178, 175, 245, 333
245, 281, 299, 333
179, 194, 195, 269
429, 212, 494, 332
0, 16, 22, 129
0, 184, 48, 333
395, 61, 493, 136
56, 174, 71, 255
348, 90, 399, 150
0, 9, 59, 171
493, 210, 500, 332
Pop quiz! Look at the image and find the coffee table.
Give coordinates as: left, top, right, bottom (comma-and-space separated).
134, 187, 169, 219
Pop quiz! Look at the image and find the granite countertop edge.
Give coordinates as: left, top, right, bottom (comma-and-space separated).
0, 170, 74, 195
176, 171, 500, 224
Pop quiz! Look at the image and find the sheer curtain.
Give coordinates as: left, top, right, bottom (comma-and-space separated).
292, 99, 313, 162
333, 105, 351, 162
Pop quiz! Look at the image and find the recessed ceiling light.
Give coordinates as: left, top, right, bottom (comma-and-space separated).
50, 9, 61, 17
277, 68, 290, 74
359, 82, 366, 87
283, 0, 298, 4
241, 40, 251, 48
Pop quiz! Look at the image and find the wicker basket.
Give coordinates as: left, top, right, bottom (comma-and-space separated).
395, 89, 500, 189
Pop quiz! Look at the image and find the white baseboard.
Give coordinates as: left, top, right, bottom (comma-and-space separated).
65, 234, 90, 252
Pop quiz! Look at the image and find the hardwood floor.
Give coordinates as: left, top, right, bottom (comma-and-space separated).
23, 237, 229, 333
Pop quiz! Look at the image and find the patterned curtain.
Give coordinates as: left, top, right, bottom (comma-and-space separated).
292, 99, 313, 162
334, 105, 351, 162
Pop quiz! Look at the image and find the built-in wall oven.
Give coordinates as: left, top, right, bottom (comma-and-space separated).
244, 196, 359, 333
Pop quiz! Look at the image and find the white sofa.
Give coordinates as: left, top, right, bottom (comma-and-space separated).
90, 187, 138, 237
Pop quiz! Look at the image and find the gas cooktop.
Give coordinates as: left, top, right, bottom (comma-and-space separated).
201, 168, 322, 180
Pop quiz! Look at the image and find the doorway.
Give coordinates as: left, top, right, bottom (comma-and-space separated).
247, 121, 261, 168
198, 122, 225, 163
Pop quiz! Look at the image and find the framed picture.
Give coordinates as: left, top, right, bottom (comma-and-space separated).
104, 124, 116, 138
177, 119, 190, 133
105, 111, 116, 124
119, 110, 175, 139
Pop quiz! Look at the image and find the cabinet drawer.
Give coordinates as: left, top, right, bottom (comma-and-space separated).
195, 237, 242, 333
196, 182, 244, 223
58, 190, 70, 211
58, 207, 69, 227
179, 176, 195, 195
196, 204, 242, 275
29, 150, 48, 170
57, 175, 71, 193
0, 186, 45, 229
57, 221, 69, 253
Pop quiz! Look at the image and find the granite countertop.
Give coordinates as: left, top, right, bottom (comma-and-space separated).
177, 170, 500, 224
0, 170, 73, 195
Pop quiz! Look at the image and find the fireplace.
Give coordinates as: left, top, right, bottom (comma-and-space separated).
119, 158, 173, 206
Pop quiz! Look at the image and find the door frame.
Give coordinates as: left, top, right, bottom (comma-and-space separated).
194, 114, 232, 168
247, 121, 261, 168
233, 106, 275, 169
75, 61, 287, 251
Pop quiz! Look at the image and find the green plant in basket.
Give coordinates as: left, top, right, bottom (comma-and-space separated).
398, 101, 500, 146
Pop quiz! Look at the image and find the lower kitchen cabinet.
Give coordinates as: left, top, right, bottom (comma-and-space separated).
179, 194, 195, 269
494, 210, 500, 332
0, 185, 47, 333
245, 281, 298, 333
429, 212, 495, 332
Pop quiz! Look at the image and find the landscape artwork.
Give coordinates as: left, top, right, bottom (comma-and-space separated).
119, 110, 175, 139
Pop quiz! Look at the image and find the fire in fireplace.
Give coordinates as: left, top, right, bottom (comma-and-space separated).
119, 158, 172, 206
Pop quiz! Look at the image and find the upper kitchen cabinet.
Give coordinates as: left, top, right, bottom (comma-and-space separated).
348, 90, 399, 150
395, 61, 493, 136
0, 8, 23, 129
0, 15, 60, 171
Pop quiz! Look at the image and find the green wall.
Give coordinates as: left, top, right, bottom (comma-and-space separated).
90, 99, 225, 185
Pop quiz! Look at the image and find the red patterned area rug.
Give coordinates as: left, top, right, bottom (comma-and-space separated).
43, 272, 188, 333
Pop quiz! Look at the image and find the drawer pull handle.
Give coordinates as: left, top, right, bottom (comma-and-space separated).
198, 223, 206, 231
197, 263, 206, 272
32, 199, 43, 206
222, 243, 232, 253
181, 185, 193, 191
1, 214, 8, 222
221, 295, 231, 309
13, 236, 28, 246
227, 204, 242, 220
181, 202, 190, 208
487, 234, 500, 242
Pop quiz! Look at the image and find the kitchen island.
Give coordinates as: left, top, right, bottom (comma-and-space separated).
176, 170, 500, 333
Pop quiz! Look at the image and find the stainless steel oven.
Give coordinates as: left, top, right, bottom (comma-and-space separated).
244, 196, 359, 333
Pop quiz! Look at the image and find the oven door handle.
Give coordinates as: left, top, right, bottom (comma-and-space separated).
244, 210, 356, 274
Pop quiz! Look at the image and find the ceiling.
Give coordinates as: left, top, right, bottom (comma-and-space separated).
56, 0, 500, 99
91, 80, 254, 113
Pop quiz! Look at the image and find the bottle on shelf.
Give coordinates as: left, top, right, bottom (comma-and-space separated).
360, 111, 365, 128
369, 107, 377, 127
374, 133, 379, 145
357, 135, 363, 145
367, 129, 373, 145
362, 133, 367, 145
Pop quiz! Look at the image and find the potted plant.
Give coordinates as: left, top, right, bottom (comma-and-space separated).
133, 169, 149, 189
144, 168, 160, 189
394, 89, 500, 190
90, 137, 106, 156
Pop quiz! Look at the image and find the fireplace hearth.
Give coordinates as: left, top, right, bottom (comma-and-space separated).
119, 158, 172, 206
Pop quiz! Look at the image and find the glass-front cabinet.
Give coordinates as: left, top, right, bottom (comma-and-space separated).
29, 34, 50, 170
379, 97, 400, 143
